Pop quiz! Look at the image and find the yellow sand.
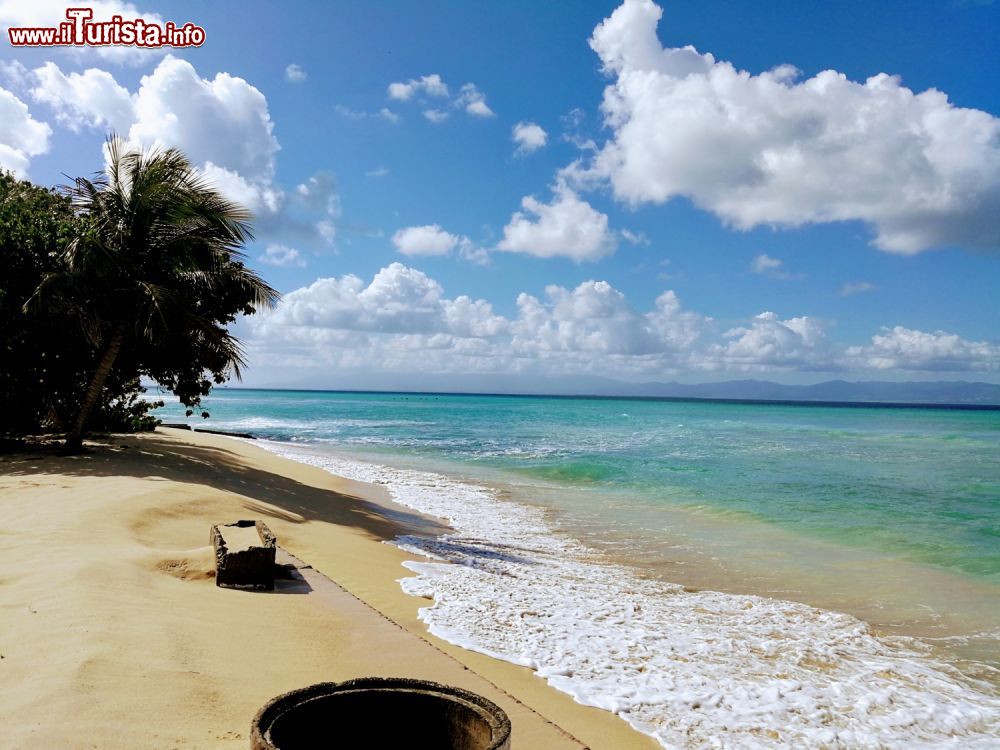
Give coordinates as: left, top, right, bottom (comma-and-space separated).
0, 428, 658, 749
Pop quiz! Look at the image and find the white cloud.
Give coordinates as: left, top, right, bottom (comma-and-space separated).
0, 86, 51, 176
29, 62, 135, 132
199, 162, 282, 216
392, 225, 460, 256
751, 254, 782, 274
378, 108, 400, 123
512, 281, 704, 359
127, 55, 278, 184
258, 244, 306, 268
0, 60, 30, 89
248, 265, 708, 378
285, 64, 307, 83
258, 263, 506, 338
498, 185, 617, 262
749, 253, 804, 280
457, 237, 490, 265
457, 83, 494, 117
712, 312, 831, 370
245, 264, 997, 380
388, 75, 493, 120
512, 121, 548, 154
583, 0, 1000, 254
27, 57, 339, 253
840, 281, 877, 296
620, 229, 648, 245
845, 327, 1000, 372
387, 73, 449, 101
391, 225, 487, 263
366, 167, 390, 178
423, 109, 449, 124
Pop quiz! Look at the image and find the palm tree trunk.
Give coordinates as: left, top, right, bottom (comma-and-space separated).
65, 323, 126, 451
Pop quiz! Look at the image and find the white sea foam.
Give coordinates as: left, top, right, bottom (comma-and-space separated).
257, 439, 1000, 749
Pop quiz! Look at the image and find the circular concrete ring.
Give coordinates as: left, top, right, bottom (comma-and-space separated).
251, 677, 512, 750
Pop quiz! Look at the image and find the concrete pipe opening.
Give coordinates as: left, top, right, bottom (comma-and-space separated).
251, 677, 512, 750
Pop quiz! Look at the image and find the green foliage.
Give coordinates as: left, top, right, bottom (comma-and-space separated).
0, 172, 88, 434
0, 139, 278, 441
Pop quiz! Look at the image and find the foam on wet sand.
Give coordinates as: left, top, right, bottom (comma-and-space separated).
261, 439, 1000, 749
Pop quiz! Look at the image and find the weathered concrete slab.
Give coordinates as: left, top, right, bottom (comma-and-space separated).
211, 520, 276, 591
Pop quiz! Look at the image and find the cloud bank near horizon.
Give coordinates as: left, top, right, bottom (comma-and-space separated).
243, 263, 999, 382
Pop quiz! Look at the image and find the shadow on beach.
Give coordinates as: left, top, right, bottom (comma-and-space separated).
0, 430, 451, 544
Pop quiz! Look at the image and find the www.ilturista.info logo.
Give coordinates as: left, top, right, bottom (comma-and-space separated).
8, 7, 205, 48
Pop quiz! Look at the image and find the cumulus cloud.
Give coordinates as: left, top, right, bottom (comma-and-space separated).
199, 163, 283, 216
392, 225, 460, 256
513, 282, 704, 360
245, 264, 997, 380
388, 74, 494, 120
0, 86, 51, 176
391, 225, 487, 263
7, 56, 342, 255
285, 64, 307, 83
258, 244, 306, 268
512, 121, 548, 154
582, 0, 1000, 254
711, 312, 831, 371
845, 327, 1000, 371
126, 55, 279, 184
248, 264, 708, 378
29, 62, 135, 132
257, 263, 506, 337
498, 185, 617, 262
387, 73, 449, 101
456, 83, 494, 117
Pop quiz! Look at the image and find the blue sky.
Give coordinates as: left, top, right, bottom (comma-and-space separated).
1, 0, 998, 389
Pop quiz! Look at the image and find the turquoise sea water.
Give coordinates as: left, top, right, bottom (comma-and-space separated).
154, 388, 1000, 583
152, 388, 1000, 745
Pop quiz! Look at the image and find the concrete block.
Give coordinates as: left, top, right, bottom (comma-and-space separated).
211, 520, 276, 591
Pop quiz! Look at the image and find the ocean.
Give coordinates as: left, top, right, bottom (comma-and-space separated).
152, 388, 1000, 747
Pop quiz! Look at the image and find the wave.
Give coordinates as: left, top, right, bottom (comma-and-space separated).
256, 439, 1000, 749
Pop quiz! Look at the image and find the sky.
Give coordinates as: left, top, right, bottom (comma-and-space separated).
1, 0, 998, 390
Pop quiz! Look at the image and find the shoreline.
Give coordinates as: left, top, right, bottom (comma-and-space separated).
252, 435, 1000, 747
257, 434, 1000, 679
0, 428, 657, 749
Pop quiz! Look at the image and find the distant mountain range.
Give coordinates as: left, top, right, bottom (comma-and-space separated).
581, 378, 1000, 405
243, 374, 1000, 406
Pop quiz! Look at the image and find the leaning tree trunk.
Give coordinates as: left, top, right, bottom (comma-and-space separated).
64, 323, 126, 451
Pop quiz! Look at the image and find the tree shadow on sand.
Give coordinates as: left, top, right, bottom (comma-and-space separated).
0, 431, 450, 544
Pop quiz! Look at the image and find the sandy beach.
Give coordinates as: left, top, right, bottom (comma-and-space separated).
0, 428, 658, 749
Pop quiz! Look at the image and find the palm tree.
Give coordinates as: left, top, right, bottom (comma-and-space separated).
33, 136, 279, 450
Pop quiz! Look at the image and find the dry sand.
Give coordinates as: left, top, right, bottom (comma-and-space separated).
0, 428, 658, 749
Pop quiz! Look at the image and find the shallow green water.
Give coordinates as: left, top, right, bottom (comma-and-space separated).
154, 388, 1000, 583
